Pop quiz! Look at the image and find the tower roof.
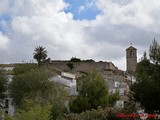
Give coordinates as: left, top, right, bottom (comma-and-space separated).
126, 46, 137, 51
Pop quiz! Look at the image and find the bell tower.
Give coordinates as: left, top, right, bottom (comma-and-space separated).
126, 45, 137, 73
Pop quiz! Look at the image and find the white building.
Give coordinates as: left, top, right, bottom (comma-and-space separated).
50, 72, 77, 95
0, 64, 15, 117
107, 79, 130, 108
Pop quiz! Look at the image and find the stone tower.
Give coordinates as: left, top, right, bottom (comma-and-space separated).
126, 45, 137, 73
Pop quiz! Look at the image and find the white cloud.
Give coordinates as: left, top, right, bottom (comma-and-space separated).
96, 0, 160, 32
0, 32, 9, 49
10, 0, 68, 16
1, 0, 90, 63
0, 0, 10, 15
0, 0, 160, 70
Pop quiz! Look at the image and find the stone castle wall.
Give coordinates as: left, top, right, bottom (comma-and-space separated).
46, 61, 118, 73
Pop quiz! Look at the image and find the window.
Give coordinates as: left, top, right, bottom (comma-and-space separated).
130, 51, 134, 57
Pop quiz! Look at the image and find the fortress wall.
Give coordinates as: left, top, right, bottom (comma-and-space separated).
48, 61, 117, 72
45, 61, 125, 82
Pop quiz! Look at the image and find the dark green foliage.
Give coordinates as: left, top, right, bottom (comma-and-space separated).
149, 39, 160, 65
131, 40, 160, 112
33, 46, 47, 65
70, 70, 116, 113
2, 67, 69, 119
141, 51, 147, 61
131, 60, 160, 112
70, 57, 81, 62
50, 101, 67, 120
10, 65, 56, 108
122, 98, 137, 113
13, 64, 37, 75
0, 70, 8, 109
67, 63, 74, 70
108, 91, 120, 107
69, 97, 92, 113
7, 100, 52, 120
83, 59, 95, 62
9, 64, 69, 119
0, 71, 8, 100
70, 57, 95, 62
66, 107, 118, 120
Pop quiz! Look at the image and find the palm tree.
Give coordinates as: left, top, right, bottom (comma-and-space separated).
33, 46, 47, 65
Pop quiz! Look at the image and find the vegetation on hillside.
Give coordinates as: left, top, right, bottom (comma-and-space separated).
131, 39, 160, 112
70, 57, 95, 62
69, 70, 120, 113
9, 64, 68, 119
0, 70, 9, 109
5, 41, 160, 119
5, 65, 121, 119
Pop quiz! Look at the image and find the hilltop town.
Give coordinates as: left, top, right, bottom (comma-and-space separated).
1, 40, 160, 119
0, 45, 137, 117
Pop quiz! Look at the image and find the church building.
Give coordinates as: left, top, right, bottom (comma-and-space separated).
126, 45, 137, 74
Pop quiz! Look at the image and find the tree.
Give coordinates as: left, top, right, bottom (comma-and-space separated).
33, 46, 47, 65
149, 39, 160, 65
108, 91, 120, 107
0, 70, 8, 108
9, 64, 69, 119
50, 100, 68, 120
131, 40, 160, 112
69, 70, 119, 113
66, 107, 117, 120
13, 64, 37, 75
141, 51, 147, 61
10, 65, 65, 108
6, 99, 52, 120
70, 57, 81, 62
67, 63, 74, 70
131, 60, 160, 112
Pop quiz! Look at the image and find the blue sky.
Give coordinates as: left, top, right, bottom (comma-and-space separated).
64, 0, 101, 20
0, 14, 11, 32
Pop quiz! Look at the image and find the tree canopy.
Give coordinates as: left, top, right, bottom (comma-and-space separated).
9, 64, 69, 119
7, 101, 52, 120
10, 64, 67, 107
0, 70, 8, 100
149, 39, 160, 65
0, 69, 9, 110
131, 39, 160, 112
69, 70, 119, 113
70, 57, 81, 62
33, 46, 47, 65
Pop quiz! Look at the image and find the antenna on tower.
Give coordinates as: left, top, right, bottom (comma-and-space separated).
130, 43, 132, 46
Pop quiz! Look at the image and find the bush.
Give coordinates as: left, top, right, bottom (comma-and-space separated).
66, 107, 117, 120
